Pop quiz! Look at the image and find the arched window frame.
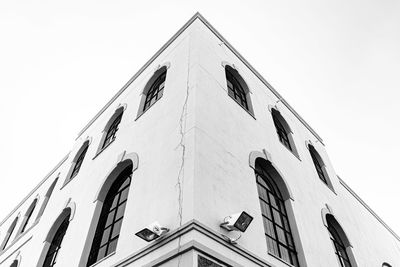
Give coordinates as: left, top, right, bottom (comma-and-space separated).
223, 63, 255, 117
17, 197, 39, 236
36, 206, 74, 267
136, 63, 169, 119
307, 143, 335, 192
270, 107, 299, 158
35, 178, 58, 222
63, 139, 91, 187
78, 152, 138, 267
1, 215, 20, 251
97, 106, 125, 155
249, 151, 306, 267
321, 208, 358, 267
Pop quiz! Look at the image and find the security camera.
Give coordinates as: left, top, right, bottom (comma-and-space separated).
220, 211, 253, 232
135, 221, 169, 242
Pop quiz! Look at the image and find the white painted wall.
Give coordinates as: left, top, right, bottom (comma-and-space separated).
0, 16, 398, 267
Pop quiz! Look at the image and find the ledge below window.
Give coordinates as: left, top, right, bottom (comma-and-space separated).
88, 251, 116, 267
93, 139, 115, 160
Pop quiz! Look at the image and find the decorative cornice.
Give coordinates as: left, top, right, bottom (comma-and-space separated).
112, 220, 273, 267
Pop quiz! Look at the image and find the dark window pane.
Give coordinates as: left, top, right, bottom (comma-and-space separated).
107, 238, 118, 255
115, 202, 126, 221
198, 255, 223, 267
100, 227, 111, 247
256, 165, 299, 266
143, 71, 167, 112
43, 215, 70, 267
111, 219, 122, 239
105, 210, 116, 228
225, 68, 249, 111
87, 169, 132, 266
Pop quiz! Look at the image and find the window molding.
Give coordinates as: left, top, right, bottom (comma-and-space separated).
136, 63, 170, 119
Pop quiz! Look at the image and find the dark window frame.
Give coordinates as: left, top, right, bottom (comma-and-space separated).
226, 69, 249, 110
70, 145, 88, 179
43, 214, 70, 267
328, 223, 352, 267
20, 199, 37, 234
272, 114, 292, 151
309, 147, 328, 184
87, 168, 132, 266
102, 113, 122, 150
255, 166, 299, 266
143, 70, 166, 113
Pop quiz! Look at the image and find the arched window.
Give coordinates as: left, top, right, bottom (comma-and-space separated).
87, 165, 132, 266
18, 199, 38, 234
36, 178, 58, 222
43, 214, 70, 267
255, 158, 299, 266
70, 142, 89, 180
102, 112, 122, 150
271, 109, 298, 157
308, 145, 327, 184
143, 70, 166, 112
1, 217, 18, 250
137, 66, 168, 118
225, 65, 254, 115
382, 263, 392, 267
326, 214, 357, 267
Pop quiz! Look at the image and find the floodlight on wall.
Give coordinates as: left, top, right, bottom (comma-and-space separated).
219, 211, 253, 245
220, 211, 253, 232
135, 221, 169, 242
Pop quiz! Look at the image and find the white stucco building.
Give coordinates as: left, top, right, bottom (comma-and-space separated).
0, 13, 399, 267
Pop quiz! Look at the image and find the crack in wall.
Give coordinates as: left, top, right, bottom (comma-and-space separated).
175, 40, 191, 267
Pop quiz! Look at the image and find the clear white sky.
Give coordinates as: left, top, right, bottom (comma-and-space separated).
0, 0, 399, 236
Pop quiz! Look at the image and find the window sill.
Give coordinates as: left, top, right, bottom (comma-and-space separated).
279, 141, 301, 161
88, 251, 116, 267
135, 97, 162, 121
319, 178, 337, 195
59, 177, 74, 190
268, 252, 295, 267
93, 139, 115, 160
228, 94, 256, 120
